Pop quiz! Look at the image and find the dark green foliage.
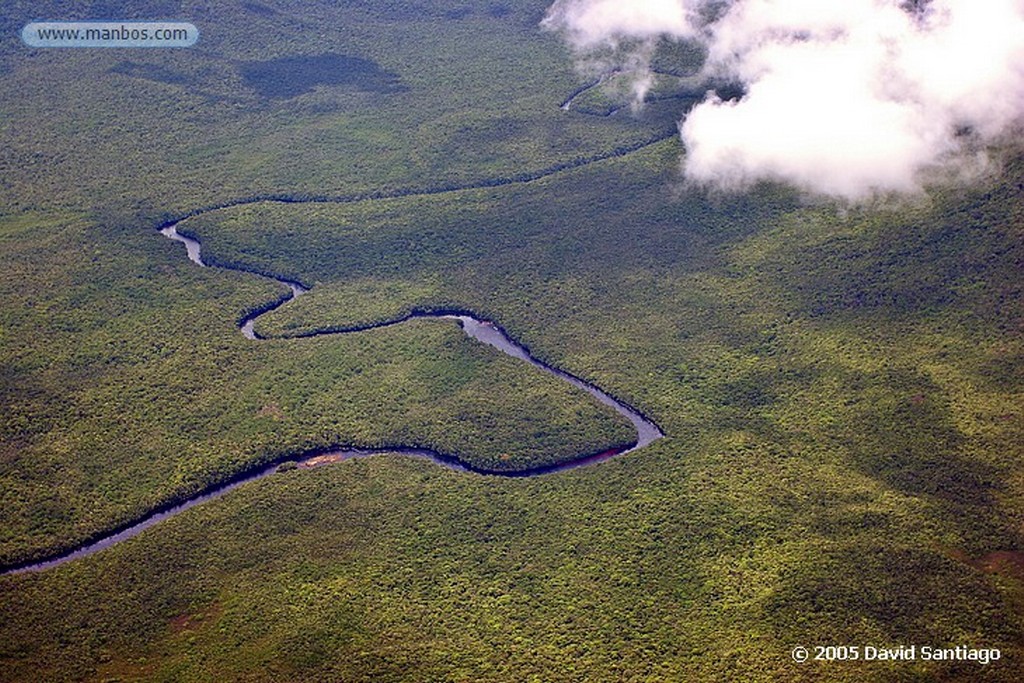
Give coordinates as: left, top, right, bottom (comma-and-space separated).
1, 0, 1023, 681
242, 2, 278, 18
0, 213, 633, 567
109, 61, 191, 86
238, 54, 406, 99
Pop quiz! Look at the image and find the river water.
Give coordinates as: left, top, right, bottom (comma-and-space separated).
2, 204, 663, 576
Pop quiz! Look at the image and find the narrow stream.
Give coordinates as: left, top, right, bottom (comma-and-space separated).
3, 120, 670, 575
3, 225, 663, 576
161, 224, 662, 451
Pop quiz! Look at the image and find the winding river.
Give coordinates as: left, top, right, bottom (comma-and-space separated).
161, 224, 662, 455
2, 89, 668, 576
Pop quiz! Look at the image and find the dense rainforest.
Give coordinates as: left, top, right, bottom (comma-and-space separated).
1, 1, 1022, 681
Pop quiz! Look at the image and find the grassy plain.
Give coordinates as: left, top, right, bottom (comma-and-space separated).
1, 0, 1023, 681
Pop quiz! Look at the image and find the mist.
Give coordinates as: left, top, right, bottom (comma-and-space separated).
544, 0, 1024, 200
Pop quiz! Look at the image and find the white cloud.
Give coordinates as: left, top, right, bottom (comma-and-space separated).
544, 0, 1024, 200
542, 0, 699, 47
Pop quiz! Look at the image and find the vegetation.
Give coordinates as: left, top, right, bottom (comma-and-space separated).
1, 1, 1022, 681
237, 53, 407, 99
0, 211, 634, 567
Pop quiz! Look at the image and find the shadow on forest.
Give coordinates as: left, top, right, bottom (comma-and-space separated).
239, 54, 406, 99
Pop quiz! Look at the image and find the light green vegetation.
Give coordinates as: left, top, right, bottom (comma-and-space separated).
1, 0, 670, 217
1, 0, 1023, 681
0, 211, 634, 566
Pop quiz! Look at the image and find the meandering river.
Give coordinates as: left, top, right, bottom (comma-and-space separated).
3, 224, 662, 576
3, 102, 668, 576
162, 223, 663, 455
